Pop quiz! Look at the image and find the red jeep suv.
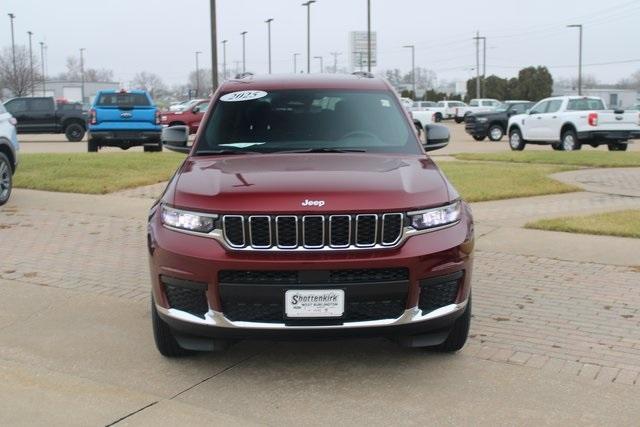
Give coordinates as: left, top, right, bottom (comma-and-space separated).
148, 74, 474, 357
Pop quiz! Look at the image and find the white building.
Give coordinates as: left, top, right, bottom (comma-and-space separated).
554, 87, 638, 109
33, 80, 121, 104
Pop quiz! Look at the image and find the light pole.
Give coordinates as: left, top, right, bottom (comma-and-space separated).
241, 31, 248, 73
221, 40, 228, 81
293, 53, 300, 73
475, 36, 486, 97
314, 56, 324, 73
330, 51, 341, 73
79, 48, 86, 103
195, 51, 202, 97
8, 13, 16, 78
210, 0, 219, 91
39, 41, 46, 96
302, 1, 316, 74
367, 0, 371, 73
567, 24, 583, 95
27, 31, 34, 96
403, 45, 415, 98
265, 18, 274, 74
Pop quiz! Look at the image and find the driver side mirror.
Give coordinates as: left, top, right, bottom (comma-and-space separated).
161, 126, 190, 153
423, 124, 449, 152
413, 119, 423, 137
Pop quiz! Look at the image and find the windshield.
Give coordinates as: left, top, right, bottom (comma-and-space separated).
196, 89, 420, 155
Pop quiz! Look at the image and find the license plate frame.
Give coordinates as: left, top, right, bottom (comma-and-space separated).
284, 289, 345, 318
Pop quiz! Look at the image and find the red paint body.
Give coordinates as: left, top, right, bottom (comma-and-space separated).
160, 99, 209, 134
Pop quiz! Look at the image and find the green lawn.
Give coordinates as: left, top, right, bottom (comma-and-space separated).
453, 151, 640, 168
526, 210, 640, 239
14, 153, 185, 194
438, 162, 579, 202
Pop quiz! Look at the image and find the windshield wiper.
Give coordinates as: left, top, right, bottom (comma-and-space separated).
277, 148, 367, 154
194, 150, 261, 156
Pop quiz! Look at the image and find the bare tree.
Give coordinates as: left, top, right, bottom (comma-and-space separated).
53, 55, 114, 82
0, 46, 41, 97
131, 71, 167, 99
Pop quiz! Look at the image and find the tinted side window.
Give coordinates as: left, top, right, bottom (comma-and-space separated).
5, 99, 27, 113
436, 102, 445, 107
567, 99, 605, 111
28, 98, 53, 111
546, 100, 563, 113
510, 103, 528, 114
530, 101, 549, 114
470, 100, 479, 107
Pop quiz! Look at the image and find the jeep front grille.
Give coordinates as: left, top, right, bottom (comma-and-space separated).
222, 213, 404, 250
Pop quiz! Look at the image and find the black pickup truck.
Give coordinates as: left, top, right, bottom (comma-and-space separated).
465, 101, 533, 141
2, 97, 87, 142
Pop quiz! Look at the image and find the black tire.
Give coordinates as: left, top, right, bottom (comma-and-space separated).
608, 142, 628, 151
65, 123, 86, 142
552, 143, 564, 151
434, 113, 442, 123
87, 138, 98, 152
472, 135, 486, 142
561, 129, 581, 151
432, 297, 471, 352
508, 128, 526, 151
0, 152, 13, 206
454, 117, 464, 124
151, 296, 193, 357
488, 125, 504, 142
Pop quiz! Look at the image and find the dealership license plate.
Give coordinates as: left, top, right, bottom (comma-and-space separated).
285, 289, 345, 318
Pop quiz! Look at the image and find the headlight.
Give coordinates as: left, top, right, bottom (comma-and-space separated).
161, 205, 217, 233
409, 201, 462, 230
476, 117, 488, 123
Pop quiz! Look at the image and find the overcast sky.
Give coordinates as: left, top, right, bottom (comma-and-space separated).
2, 0, 639, 87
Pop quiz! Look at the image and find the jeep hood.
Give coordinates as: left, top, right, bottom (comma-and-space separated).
170, 153, 451, 214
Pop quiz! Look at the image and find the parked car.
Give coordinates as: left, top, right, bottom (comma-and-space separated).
0, 102, 18, 206
160, 99, 209, 134
411, 109, 436, 128
507, 96, 640, 151
87, 90, 162, 152
399, 97, 414, 110
2, 96, 87, 142
454, 98, 502, 123
465, 101, 534, 141
433, 100, 466, 121
150, 73, 474, 357
411, 101, 437, 111
169, 99, 200, 112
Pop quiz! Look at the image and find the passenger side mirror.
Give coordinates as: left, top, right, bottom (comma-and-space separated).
423, 124, 449, 152
192, 106, 200, 114
162, 126, 190, 153
413, 119, 423, 137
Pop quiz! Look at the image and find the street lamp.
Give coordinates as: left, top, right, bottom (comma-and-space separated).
367, 0, 372, 73
567, 24, 583, 95
27, 31, 34, 96
293, 53, 300, 73
8, 14, 16, 78
403, 45, 416, 98
195, 51, 202, 97
241, 31, 248, 73
39, 41, 46, 96
209, 0, 219, 91
302, 1, 316, 74
265, 18, 274, 74
221, 40, 228, 81
80, 48, 86, 103
314, 56, 324, 73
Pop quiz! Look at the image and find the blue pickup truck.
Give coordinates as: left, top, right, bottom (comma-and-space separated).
87, 90, 162, 152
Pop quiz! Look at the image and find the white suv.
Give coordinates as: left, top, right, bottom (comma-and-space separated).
0, 102, 19, 206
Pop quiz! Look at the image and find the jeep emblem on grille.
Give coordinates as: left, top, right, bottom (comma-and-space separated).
301, 199, 325, 207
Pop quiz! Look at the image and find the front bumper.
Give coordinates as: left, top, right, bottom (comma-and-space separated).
465, 121, 488, 137
147, 205, 474, 341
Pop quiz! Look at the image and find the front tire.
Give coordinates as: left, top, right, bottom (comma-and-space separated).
508, 128, 526, 151
454, 117, 464, 124
472, 135, 486, 141
432, 297, 471, 352
608, 142, 628, 151
561, 129, 581, 151
87, 138, 98, 152
65, 123, 86, 142
434, 113, 442, 123
552, 143, 563, 151
0, 153, 12, 206
151, 297, 193, 357
488, 125, 504, 141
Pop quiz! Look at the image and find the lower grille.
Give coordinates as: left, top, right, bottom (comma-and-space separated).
219, 268, 409, 285
162, 276, 209, 318
418, 272, 463, 313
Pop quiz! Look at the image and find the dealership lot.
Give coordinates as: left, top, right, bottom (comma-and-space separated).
1, 130, 639, 424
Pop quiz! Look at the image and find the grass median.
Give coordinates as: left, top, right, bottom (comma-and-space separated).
453, 151, 640, 168
14, 153, 185, 194
525, 210, 640, 239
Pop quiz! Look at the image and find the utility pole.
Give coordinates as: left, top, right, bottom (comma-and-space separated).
403, 45, 415, 98
473, 32, 481, 99
8, 13, 17, 79
195, 51, 202, 97
302, 1, 316, 74
314, 56, 324, 73
221, 40, 228, 81
293, 53, 300, 73
79, 48, 86, 103
265, 19, 274, 74
210, 0, 219, 91
567, 24, 583, 95
367, 0, 372, 73
241, 31, 248, 73
474, 36, 486, 97
330, 51, 341, 73
27, 31, 34, 96
39, 41, 46, 96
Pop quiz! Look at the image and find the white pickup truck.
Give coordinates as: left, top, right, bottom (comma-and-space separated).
507, 96, 640, 151
453, 98, 502, 123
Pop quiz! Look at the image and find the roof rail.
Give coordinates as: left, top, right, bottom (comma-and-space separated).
352, 71, 375, 79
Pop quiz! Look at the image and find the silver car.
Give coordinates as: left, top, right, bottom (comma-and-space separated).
0, 102, 19, 206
